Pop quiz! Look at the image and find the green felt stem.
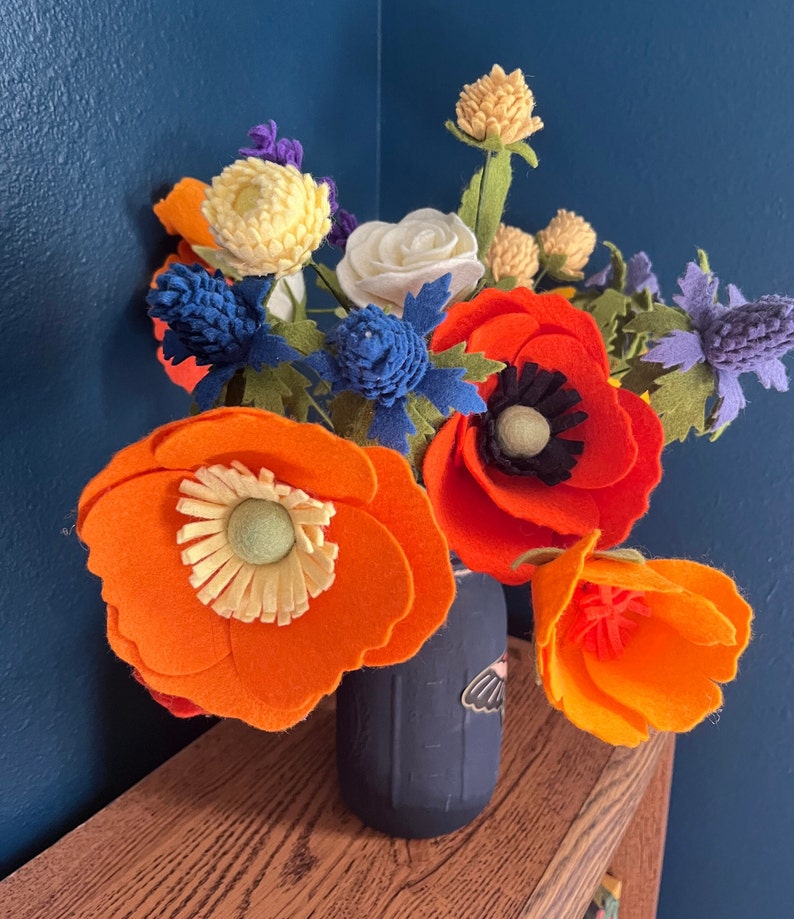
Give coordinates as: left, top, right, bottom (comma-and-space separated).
304, 385, 335, 430
224, 369, 247, 407
309, 261, 351, 312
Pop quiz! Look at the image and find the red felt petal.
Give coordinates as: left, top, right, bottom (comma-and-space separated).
521, 293, 611, 375
460, 423, 600, 535
82, 470, 232, 675
590, 389, 664, 547
422, 415, 556, 584
514, 335, 637, 488
466, 313, 541, 366
431, 287, 541, 353
228, 502, 414, 710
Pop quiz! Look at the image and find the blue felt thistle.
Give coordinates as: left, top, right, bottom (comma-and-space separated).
147, 263, 300, 409
307, 275, 486, 452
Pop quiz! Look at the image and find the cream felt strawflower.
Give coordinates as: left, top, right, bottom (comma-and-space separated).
486, 223, 540, 287
456, 64, 543, 145
537, 209, 597, 277
202, 158, 331, 278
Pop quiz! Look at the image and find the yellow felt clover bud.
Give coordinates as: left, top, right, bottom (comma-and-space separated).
456, 64, 543, 146
537, 209, 597, 278
486, 223, 540, 287
202, 158, 332, 278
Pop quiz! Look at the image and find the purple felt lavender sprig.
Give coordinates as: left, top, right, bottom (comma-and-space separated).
643, 261, 794, 429
586, 251, 661, 298
239, 120, 304, 169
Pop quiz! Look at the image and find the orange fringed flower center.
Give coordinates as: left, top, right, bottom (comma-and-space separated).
565, 582, 651, 660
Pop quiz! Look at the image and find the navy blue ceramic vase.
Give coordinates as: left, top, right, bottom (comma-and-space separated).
335, 556, 508, 838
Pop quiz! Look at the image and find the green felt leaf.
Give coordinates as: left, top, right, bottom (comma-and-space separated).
241, 366, 293, 416
190, 246, 242, 280
328, 391, 376, 446
473, 148, 513, 260
623, 303, 691, 336
283, 278, 307, 322
458, 167, 482, 231
602, 241, 626, 292
617, 357, 670, 396
649, 362, 715, 444
585, 288, 631, 357
697, 248, 711, 274
538, 249, 583, 282
267, 315, 325, 355
493, 275, 518, 291
511, 545, 647, 571
429, 342, 505, 382
445, 120, 504, 152
241, 363, 316, 422
312, 262, 354, 311
504, 140, 538, 168
406, 395, 446, 473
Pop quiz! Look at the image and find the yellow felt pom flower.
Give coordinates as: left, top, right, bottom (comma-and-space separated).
537, 209, 597, 278
456, 64, 543, 145
486, 223, 540, 287
202, 158, 331, 278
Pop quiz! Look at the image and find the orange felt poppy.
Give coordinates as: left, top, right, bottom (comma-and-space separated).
530, 531, 753, 746
423, 287, 664, 584
149, 179, 218, 392
78, 408, 455, 731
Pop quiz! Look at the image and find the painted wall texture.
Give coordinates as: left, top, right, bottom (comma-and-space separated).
2, 1, 792, 915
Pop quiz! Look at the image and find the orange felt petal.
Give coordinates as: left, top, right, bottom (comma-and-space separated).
229, 502, 414, 710
82, 469, 232, 674
540, 640, 649, 746
531, 531, 600, 647
77, 428, 175, 530
362, 448, 455, 667
460, 423, 599, 535
466, 313, 541, 366
108, 608, 321, 731
153, 408, 378, 505
153, 178, 216, 249
644, 589, 736, 647
646, 560, 752, 681
585, 618, 724, 733
515, 335, 637, 488
431, 287, 541, 353
580, 557, 686, 594
591, 389, 664, 547
422, 415, 556, 585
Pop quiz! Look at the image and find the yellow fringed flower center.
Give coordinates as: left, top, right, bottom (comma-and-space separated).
176, 462, 338, 626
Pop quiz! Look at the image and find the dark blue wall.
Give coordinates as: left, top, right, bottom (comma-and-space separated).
0, 0, 378, 877
380, 2, 794, 916
3, 1, 792, 915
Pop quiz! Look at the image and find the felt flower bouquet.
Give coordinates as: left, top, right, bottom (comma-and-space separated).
78, 64, 794, 753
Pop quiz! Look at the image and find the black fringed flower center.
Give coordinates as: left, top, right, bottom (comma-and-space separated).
479, 363, 588, 486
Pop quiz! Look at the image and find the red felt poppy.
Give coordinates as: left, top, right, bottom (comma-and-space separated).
423, 287, 664, 584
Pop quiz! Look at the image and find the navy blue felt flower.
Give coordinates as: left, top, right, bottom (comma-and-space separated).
147, 263, 300, 409
307, 275, 486, 452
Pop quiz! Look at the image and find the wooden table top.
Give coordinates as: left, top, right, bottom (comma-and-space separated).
2, 640, 672, 918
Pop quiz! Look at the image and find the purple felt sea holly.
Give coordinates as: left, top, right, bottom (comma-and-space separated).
642, 261, 794, 429
586, 251, 661, 298
306, 274, 486, 453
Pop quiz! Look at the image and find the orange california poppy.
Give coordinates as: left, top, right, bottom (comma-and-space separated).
423, 287, 664, 584
149, 179, 218, 392
78, 408, 455, 731
529, 530, 753, 746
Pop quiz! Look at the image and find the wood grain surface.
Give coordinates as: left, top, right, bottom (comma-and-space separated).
609, 734, 675, 919
2, 641, 670, 919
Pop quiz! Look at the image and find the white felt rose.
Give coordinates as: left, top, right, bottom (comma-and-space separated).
336, 208, 484, 316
